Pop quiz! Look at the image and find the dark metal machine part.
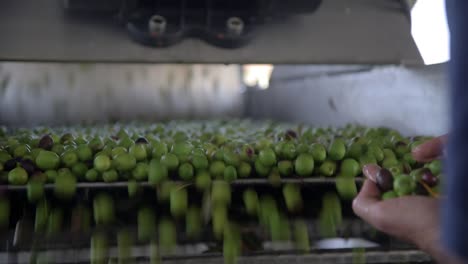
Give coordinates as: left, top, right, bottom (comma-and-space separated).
0, 0, 422, 64
65, 0, 322, 49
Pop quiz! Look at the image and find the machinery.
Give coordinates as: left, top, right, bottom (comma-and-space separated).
0, 0, 445, 263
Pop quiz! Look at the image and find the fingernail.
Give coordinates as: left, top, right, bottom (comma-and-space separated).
362, 164, 381, 183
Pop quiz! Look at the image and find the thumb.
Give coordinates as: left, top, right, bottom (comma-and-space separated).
352, 179, 381, 220
352, 164, 382, 225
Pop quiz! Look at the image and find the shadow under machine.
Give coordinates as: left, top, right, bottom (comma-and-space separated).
0, 0, 440, 263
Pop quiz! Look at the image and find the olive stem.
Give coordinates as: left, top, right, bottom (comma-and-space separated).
418, 180, 441, 198
175, 183, 192, 191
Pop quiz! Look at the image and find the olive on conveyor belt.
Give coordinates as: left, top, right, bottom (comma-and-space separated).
38, 135, 54, 151
0, 121, 445, 263
0, 121, 441, 187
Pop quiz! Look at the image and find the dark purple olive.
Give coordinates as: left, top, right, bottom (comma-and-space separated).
3, 159, 17, 171
421, 170, 438, 187
20, 159, 36, 175
285, 130, 297, 140
136, 137, 149, 144
38, 135, 54, 150
376, 168, 394, 192
245, 147, 254, 158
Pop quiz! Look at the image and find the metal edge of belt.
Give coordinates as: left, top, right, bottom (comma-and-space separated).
2, 248, 431, 264
2, 177, 365, 190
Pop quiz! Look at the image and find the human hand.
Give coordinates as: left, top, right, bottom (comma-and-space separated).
352, 135, 461, 263
353, 165, 440, 253
411, 135, 447, 162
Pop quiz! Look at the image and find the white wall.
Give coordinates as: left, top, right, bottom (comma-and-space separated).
248, 64, 448, 136
0, 63, 243, 126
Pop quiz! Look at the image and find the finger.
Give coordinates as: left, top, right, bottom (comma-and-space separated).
362, 164, 381, 183
412, 135, 447, 162
352, 179, 381, 222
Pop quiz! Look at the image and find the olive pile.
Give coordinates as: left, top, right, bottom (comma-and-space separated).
376, 164, 441, 199
0, 121, 442, 263
0, 121, 437, 185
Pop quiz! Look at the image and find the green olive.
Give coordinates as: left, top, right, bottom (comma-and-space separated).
158, 218, 176, 254
160, 153, 179, 171
138, 206, 156, 242
382, 191, 398, 200
278, 160, 293, 176
294, 153, 314, 177
76, 144, 93, 162
223, 166, 238, 182
27, 179, 44, 203
310, 143, 327, 162
336, 176, 357, 200
319, 160, 337, 177
36, 150, 60, 170
170, 186, 188, 218
328, 139, 346, 161
283, 184, 302, 212
8, 167, 28, 185
178, 162, 194, 181
340, 158, 360, 177
148, 160, 168, 184
102, 169, 118, 183
61, 150, 78, 168
258, 148, 277, 167
281, 142, 297, 160
426, 160, 442, 175
186, 206, 202, 238
393, 174, 416, 196
212, 181, 231, 206
54, 173, 77, 200
210, 160, 226, 179
132, 162, 149, 181
254, 159, 270, 177
195, 170, 211, 191
94, 155, 111, 172
113, 153, 137, 172
243, 188, 259, 216
191, 154, 209, 170
237, 162, 252, 178
129, 143, 148, 161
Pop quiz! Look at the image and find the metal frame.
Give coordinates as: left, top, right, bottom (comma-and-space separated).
0, 0, 422, 64
0, 248, 432, 264
1, 178, 364, 191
